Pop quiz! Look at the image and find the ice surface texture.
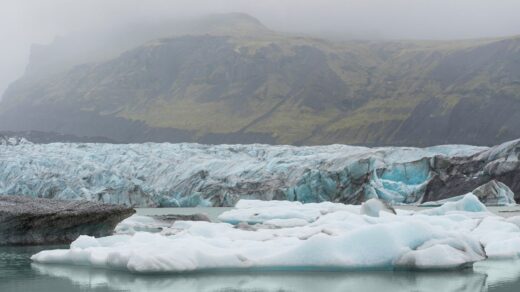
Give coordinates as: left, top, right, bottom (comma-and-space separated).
0, 135, 31, 146
3, 139, 519, 207
32, 195, 520, 273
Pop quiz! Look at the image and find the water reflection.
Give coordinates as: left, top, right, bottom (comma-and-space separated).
474, 260, 520, 289
30, 263, 506, 292
0, 243, 518, 292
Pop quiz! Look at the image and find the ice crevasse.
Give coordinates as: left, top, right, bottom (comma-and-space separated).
31, 194, 520, 273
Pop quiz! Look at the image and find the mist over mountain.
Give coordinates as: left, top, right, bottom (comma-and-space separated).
3, 0, 520, 99
1, 13, 520, 146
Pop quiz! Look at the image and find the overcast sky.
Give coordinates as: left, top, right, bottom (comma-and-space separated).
2, 0, 520, 99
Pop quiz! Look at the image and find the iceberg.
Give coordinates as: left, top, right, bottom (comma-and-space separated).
419, 194, 489, 216
360, 198, 396, 217
1, 139, 519, 207
32, 197, 520, 273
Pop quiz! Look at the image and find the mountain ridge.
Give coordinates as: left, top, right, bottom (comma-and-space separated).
1, 14, 519, 146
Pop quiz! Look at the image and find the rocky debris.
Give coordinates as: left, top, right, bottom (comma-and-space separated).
0, 196, 135, 245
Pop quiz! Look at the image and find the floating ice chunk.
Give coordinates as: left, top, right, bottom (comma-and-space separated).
70, 235, 100, 249
218, 205, 322, 225
218, 200, 357, 225
115, 215, 168, 234
420, 194, 489, 216
360, 199, 396, 217
114, 213, 210, 235
421, 195, 466, 206
32, 198, 495, 273
31, 220, 486, 272
472, 180, 516, 206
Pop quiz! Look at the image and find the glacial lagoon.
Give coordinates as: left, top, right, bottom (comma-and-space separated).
3, 207, 520, 292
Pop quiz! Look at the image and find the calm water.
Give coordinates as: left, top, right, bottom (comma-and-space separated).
2, 207, 520, 292
135, 207, 233, 221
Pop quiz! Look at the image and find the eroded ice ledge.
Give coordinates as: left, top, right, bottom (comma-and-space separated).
31, 194, 520, 273
0, 196, 135, 245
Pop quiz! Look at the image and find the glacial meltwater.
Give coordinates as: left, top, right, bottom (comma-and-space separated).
2, 207, 520, 292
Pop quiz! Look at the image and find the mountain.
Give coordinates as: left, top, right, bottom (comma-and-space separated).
1, 13, 520, 146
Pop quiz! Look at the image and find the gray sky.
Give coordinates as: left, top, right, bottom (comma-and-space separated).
2, 0, 520, 99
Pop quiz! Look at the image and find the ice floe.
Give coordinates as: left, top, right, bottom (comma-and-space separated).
31, 195, 520, 273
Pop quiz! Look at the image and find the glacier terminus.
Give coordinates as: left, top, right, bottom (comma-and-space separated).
1, 139, 519, 207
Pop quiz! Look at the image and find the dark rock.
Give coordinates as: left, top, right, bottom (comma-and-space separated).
423, 139, 520, 203
0, 196, 135, 245
422, 180, 516, 206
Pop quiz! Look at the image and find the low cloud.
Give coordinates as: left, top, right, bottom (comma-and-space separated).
1, 0, 520, 98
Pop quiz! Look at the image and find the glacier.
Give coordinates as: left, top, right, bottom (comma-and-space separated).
31, 195, 520, 273
1, 139, 519, 207
0, 134, 31, 146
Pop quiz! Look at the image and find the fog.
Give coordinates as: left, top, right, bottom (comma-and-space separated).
1, 0, 520, 99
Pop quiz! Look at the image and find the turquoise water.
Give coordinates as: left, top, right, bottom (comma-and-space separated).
2, 207, 520, 292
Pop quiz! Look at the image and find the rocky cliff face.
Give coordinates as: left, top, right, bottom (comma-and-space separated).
1, 14, 519, 146
1, 139, 518, 207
